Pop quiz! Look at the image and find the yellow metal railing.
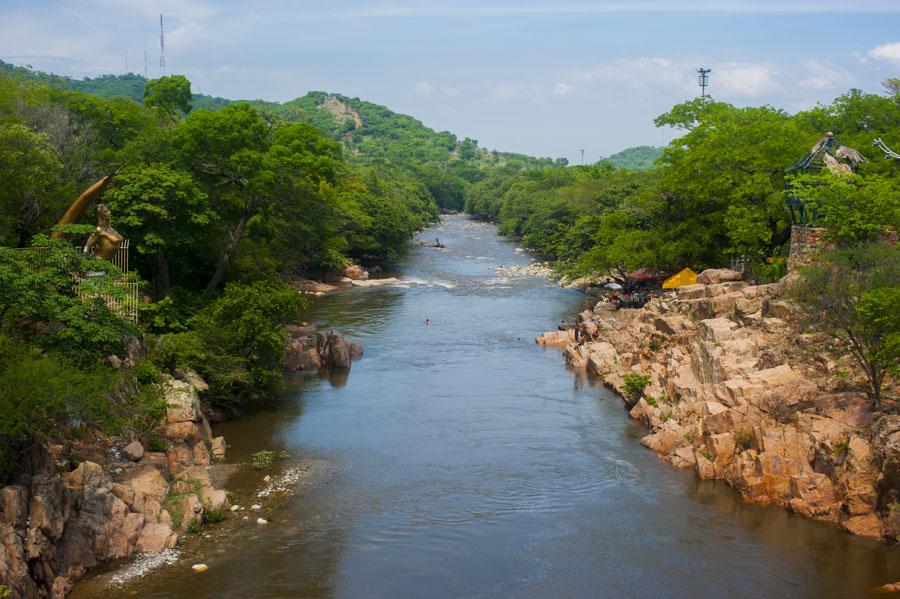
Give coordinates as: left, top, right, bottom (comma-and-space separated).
11, 241, 139, 322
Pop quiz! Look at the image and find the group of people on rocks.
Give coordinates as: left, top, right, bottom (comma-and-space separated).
557, 299, 602, 346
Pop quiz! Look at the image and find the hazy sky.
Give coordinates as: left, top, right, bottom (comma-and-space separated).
2, 1, 899, 161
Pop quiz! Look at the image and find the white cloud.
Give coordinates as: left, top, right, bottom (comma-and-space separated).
575, 57, 695, 97
242, 0, 900, 25
414, 80, 435, 96
868, 42, 900, 65
553, 82, 575, 95
414, 80, 459, 98
798, 60, 854, 90
716, 62, 779, 97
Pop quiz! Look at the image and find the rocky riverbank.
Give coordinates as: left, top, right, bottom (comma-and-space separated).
538, 275, 900, 541
0, 374, 229, 598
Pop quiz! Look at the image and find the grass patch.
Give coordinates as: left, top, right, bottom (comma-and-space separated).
251, 449, 290, 471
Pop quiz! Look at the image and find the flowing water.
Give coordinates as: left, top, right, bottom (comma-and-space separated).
80, 215, 898, 598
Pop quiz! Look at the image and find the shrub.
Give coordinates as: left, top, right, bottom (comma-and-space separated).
789, 242, 899, 405
203, 505, 226, 524
834, 441, 850, 456
0, 337, 117, 482
147, 435, 168, 453
621, 372, 651, 406
735, 431, 752, 452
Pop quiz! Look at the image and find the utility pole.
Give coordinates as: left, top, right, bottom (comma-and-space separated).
124, 50, 128, 73
159, 14, 166, 71
144, 50, 148, 78
697, 67, 711, 98
580, 148, 585, 166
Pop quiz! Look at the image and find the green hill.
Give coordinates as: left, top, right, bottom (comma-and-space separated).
0, 61, 562, 209
0, 60, 231, 111
600, 145, 662, 170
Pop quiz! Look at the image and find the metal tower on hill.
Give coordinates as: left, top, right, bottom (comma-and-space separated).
159, 14, 166, 70
697, 67, 711, 97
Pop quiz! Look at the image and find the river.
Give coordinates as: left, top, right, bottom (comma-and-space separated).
82, 215, 898, 597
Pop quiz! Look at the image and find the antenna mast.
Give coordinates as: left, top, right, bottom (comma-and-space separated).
144, 50, 148, 78
159, 14, 166, 71
697, 67, 711, 98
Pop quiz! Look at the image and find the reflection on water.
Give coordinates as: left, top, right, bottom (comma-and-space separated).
77, 215, 898, 598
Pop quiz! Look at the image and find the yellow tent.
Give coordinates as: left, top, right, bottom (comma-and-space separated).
662, 267, 697, 289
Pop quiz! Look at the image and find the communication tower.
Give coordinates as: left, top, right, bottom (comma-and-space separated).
159, 14, 166, 70
697, 67, 711, 97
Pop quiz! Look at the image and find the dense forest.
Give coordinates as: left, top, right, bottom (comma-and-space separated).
0, 60, 898, 480
0, 70, 442, 479
600, 145, 662, 170
466, 90, 900, 279
0, 60, 561, 213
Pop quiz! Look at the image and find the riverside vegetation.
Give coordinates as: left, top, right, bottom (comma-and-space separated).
0, 61, 898, 594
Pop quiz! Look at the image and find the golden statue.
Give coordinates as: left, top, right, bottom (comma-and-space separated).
51, 174, 114, 239
82, 204, 124, 261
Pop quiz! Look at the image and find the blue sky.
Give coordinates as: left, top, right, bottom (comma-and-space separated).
2, 0, 899, 161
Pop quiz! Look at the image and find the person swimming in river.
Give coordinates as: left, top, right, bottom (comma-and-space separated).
558, 319, 568, 331
425, 318, 430, 326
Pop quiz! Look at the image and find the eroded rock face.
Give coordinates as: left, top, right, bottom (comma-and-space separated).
542, 277, 897, 540
0, 376, 231, 596
282, 328, 362, 372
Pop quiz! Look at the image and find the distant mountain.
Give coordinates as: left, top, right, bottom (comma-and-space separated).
0, 59, 233, 114
600, 145, 663, 170
0, 61, 568, 210
0, 61, 554, 173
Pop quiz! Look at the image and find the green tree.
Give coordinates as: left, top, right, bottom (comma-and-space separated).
105, 164, 215, 297
0, 123, 63, 246
180, 280, 307, 404
0, 237, 136, 361
790, 172, 900, 244
789, 243, 900, 405
143, 75, 192, 123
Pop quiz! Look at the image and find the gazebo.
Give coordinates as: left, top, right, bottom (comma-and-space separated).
784, 132, 867, 226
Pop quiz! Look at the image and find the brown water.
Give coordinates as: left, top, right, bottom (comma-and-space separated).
79, 215, 898, 598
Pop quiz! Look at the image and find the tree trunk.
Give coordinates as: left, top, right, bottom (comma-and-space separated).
204, 199, 258, 296
156, 248, 170, 299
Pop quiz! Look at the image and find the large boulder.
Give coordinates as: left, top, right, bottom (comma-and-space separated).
318, 332, 353, 369
696, 268, 743, 285
123, 440, 144, 462
135, 522, 177, 553
125, 467, 169, 503
870, 415, 900, 504
342, 264, 369, 280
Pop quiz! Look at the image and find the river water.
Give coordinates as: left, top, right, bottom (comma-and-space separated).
84, 215, 898, 597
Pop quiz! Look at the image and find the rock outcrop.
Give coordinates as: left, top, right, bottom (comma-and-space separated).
0, 376, 229, 597
282, 327, 363, 372
539, 278, 897, 540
